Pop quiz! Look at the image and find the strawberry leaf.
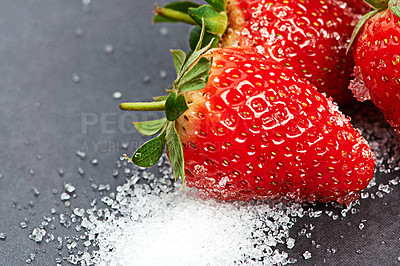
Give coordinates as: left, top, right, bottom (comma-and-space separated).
194, 19, 207, 51
205, 0, 226, 11
132, 130, 166, 167
347, 9, 380, 54
134, 118, 167, 136
389, 0, 400, 18
166, 122, 185, 182
162, 1, 201, 13
178, 38, 214, 82
189, 26, 220, 51
188, 5, 228, 35
165, 92, 188, 121
178, 57, 211, 88
179, 78, 208, 93
171, 49, 187, 74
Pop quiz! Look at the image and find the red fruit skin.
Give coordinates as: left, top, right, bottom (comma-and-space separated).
353, 9, 400, 135
176, 48, 375, 205
222, 0, 358, 105
340, 0, 370, 14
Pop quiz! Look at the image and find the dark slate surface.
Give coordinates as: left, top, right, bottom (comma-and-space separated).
0, 1, 399, 265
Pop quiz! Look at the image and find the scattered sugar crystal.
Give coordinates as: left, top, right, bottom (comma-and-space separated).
60, 193, 70, 201
389, 177, 400, 186
75, 27, 83, 37
159, 27, 169, 36
20, 222, 28, 229
124, 168, 131, 175
159, 70, 167, 79
378, 184, 392, 194
29, 227, 46, 243
349, 66, 370, 101
74, 208, 85, 217
57, 237, 63, 250
65, 183, 76, 193
33, 188, 40, 197
142, 75, 151, 84
103, 44, 114, 54
359, 223, 365, 230
76, 150, 86, 160
286, 237, 295, 249
72, 73, 80, 83
83, 240, 91, 247
303, 251, 312, 260
112, 169, 119, 178
112, 92, 122, 99
78, 167, 84, 176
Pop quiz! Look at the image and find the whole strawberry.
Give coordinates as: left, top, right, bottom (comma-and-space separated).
154, 0, 359, 104
349, 0, 400, 134
120, 37, 375, 205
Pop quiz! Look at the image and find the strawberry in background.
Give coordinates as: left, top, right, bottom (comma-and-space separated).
154, 0, 360, 105
349, 0, 400, 135
340, 0, 371, 14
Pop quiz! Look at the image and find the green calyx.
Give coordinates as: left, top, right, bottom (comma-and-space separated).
364, 0, 389, 10
347, 0, 400, 54
119, 25, 213, 185
153, 0, 227, 50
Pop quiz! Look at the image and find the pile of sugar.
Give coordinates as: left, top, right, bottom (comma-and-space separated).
79, 157, 302, 265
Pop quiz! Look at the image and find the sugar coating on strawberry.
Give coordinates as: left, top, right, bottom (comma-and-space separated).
352, 8, 400, 134
176, 48, 375, 205
221, 0, 358, 105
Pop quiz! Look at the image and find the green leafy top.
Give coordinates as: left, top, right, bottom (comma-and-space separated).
347, 0, 399, 53
153, 0, 227, 50
119, 24, 213, 186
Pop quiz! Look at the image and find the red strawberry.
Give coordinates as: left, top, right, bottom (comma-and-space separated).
340, 0, 371, 14
154, 0, 360, 105
120, 41, 375, 205
349, 0, 400, 134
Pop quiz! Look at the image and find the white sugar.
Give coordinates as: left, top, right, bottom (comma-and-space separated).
302, 251, 312, 260
78, 164, 302, 265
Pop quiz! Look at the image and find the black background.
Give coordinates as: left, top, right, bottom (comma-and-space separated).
0, 1, 399, 265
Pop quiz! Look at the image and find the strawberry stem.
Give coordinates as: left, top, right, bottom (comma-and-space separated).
119, 101, 166, 111
155, 5, 197, 25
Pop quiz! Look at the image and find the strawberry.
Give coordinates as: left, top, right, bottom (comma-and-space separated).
120, 35, 375, 205
348, 0, 400, 135
340, 0, 371, 14
154, 0, 360, 104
